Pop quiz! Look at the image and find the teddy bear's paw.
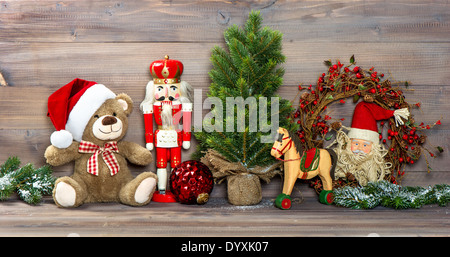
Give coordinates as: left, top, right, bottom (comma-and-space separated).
134, 177, 157, 204
54, 182, 77, 207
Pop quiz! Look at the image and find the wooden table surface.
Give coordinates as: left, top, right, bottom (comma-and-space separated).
0, 0, 449, 237
0, 195, 448, 237
0, 176, 448, 237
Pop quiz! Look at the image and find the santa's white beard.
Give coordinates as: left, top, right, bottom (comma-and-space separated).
332, 130, 392, 186
161, 102, 173, 130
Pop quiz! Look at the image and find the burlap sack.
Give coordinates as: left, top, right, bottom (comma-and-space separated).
201, 149, 281, 206
227, 174, 262, 206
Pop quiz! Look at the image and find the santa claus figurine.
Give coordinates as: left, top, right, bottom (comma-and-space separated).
332, 101, 410, 186
140, 55, 193, 202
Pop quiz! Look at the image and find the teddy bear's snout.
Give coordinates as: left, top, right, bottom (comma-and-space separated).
102, 116, 117, 126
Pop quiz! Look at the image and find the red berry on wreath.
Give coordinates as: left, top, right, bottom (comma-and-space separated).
170, 160, 214, 205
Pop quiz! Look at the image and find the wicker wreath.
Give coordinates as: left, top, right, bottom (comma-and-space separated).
291, 55, 442, 192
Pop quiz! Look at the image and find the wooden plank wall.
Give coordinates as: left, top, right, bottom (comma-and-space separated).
0, 0, 449, 194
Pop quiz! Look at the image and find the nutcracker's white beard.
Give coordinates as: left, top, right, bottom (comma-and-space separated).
161, 102, 173, 130
332, 130, 392, 186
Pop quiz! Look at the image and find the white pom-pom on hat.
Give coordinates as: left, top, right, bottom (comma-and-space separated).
50, 130, 73, 149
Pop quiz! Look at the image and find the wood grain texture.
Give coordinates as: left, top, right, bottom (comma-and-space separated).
1, 0, 450, 43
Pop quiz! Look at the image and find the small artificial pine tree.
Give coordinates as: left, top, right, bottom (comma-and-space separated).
193, 11, 297, 168
0, 157, 55, 204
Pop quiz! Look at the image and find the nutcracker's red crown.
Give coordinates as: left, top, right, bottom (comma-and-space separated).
150, 55, 184, 84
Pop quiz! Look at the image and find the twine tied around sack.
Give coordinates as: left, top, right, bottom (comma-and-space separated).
201, 149, 281, 206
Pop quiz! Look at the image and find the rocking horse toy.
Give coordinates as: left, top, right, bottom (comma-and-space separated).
270, 127, 337, 209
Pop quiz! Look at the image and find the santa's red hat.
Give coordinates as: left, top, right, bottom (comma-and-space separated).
348, 102, 409, 144
47, 78, 116, 148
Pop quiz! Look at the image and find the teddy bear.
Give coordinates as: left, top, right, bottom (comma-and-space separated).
45, 78, 157, 208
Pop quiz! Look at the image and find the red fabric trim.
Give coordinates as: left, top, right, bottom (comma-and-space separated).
144, 113, 154, 143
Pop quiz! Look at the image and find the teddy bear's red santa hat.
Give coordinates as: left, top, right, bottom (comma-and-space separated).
348, 101, 410, 145
47, 78, 116, 148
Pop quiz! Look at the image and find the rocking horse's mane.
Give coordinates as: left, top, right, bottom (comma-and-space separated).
286, 130, 303, 155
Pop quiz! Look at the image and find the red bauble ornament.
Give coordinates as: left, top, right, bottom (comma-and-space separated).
170, 160, 214, 204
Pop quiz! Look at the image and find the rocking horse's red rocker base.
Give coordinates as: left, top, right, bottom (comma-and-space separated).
275, 193, 292, 209
319, 190, 335, 205
275, 190, 334, 210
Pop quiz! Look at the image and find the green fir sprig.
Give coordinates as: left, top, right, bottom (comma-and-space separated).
333, 180, 449, 209
0, 157, 55, 205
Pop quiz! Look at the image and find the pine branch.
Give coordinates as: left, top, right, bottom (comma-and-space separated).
253, 31, 283, 61
211, 46, 237, 74
0, 173, 16, 201
218, 131, 241, 154
246, 143, 272, 167
224, 25, 246, 48
0, 156, 20, 176
245, 10, 262, 36
249, 59, 276, 90
334, 180, 449, 209
206, 135, 240, 163
210, 55, 235, 89
0, 157, 55, 205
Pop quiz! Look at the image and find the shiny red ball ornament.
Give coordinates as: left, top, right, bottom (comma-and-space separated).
170, 160, 214, 205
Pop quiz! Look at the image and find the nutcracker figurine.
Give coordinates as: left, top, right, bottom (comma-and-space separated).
140, 55, 193, 202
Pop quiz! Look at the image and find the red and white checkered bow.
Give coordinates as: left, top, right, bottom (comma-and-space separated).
78, 141, 120, 176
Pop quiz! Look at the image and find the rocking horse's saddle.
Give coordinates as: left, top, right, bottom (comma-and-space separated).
300, 148, 337, 179
300, 148, 320, 173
